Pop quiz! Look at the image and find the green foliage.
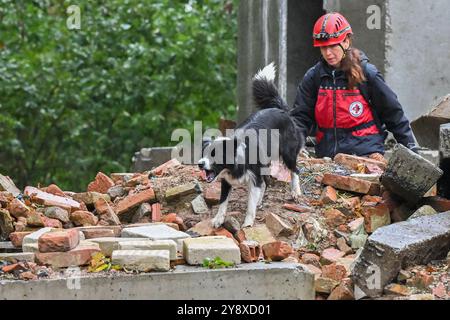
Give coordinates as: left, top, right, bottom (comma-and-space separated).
202, 256, 235, 269
0, 0, 237, 191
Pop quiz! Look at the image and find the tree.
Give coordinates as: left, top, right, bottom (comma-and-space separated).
0, 0, 238, 191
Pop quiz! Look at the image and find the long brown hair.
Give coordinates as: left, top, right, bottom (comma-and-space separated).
339, 35, 366, 89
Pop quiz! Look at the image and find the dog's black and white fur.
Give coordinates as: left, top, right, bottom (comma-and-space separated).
198, 63, 305, 228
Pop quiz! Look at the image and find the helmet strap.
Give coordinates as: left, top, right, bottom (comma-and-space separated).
338, 44, 349, 59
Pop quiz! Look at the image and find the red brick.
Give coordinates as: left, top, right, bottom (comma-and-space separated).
150, 159, 182, 176
24, 186, 81, 212
432, 283, 447, 299
363, 202, 391, 233
324, 209, 347, 228
301, 253, 321, 268
75, 226, 122, 237
70, 210, 98, 227
9, 231, 32, 247
407, 271, 434, 289
87, 172, 115, 194
1, 263, 21, 273
115, 188, 156, 215
204, 182, 221, 206
26, 211, 45, 227
45, 184, 66, 197
214, 228, 239, 246
321, 263, 348, 281
381, 191, 402, 212
262, 241, 293, 261
328, 278, 355, 300
7, 198, 30, 218
94, 198, 120, 226
239, 240, 261, 263
320, 186, 337, 204
42, 216, 63, 229
234, 229, 247, 243
19, 271, 37, 281
38, 229, 79, 253
82, 228, 115, 239
336, 237, 353, 255
337, 197, 361, 216
35, 244, 100, 268
298, 158, 329, 165
365, 163, 384, 174
361, 195, 383, 206
304, 264, 322, 278
320, 248, 345, 265
282, 203, 312, 213
322, 174, 380, 195
334, 153, 387, 171
151, 203, 162, 222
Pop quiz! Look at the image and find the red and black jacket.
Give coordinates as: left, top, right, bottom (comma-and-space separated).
291, 53, 417, 158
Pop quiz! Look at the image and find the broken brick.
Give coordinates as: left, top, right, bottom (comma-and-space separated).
26, 211, 45, 227
7, 198, 30, 219
239, 240, 261, 263
334, 153, 387, 171
165, 183, 199, 202
320, 248, 345, 265
407, 271, 434, 290
423, 196, 450, 212
265, 212, 293, 236
322, 174, 380, 195
24, 186, 81, 212
204, 182, 221, 206
213, 228, 239, 246
44, 184, 66, 197
82, 228, 115, 239
87, 172, 115, 194
43, 207, 70, 224
94, 198, 120, 226
187, 219, 215, 236
115, 188, 156, 215
336, 237, 353, 255
363, 202, 391, 233
282, 203, 312, 213
70, 210, 98, 227
42, 216, 63, 229
328, 278, 354, 300
38, 229, 80, 253
150, 159, 182, 176
35, 243, 101, 268
320, 186, 337, 204
9, 231, 33, 247
324, 209, 347, 228
321, 263, 348, 281
384, 283, 413, 296
262, 241, 293, 261
151, 203, 162, 222
315, 277, 340, 294
301, 253, 321, 268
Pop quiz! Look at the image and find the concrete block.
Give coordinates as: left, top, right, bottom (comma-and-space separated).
0, 252, 35, 263
121, 224, 190, 251
165, 183, 200, 202
183, 236, 241, 265
22, 243, 39, 253
407, 205, 438, 221
191, 195, 209, 215
0, 263, 314, 300
89, 237, 141, 257
111, 250, 170, 272
351, 212, 450, 298
118, 240, 177, 260
381, 144, 443, 205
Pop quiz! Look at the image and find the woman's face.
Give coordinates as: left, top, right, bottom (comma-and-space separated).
320, 38, 350, 67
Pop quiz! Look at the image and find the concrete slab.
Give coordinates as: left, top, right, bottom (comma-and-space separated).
111, 250, 170, 272
0, 252, 35, 263
351, 211, 450, 298
118, 240, 177, 260
183, 236, 241, 265
0, 263, 314, 300
89, 237, 141, 257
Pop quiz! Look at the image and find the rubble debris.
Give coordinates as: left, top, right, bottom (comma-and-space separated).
222, 216, 240, 235
38, 229, 80, 253
115, 188, 156, 215
265, 213, 293, 236
0, 209, 14, 241
320, 186, 337, 204
241, 225, 276, 246
362, 202, 391, 233
121, 224, 190, 250
384, 283, 413, 296
24, 186, 81, 212
35, 242, 101, 268
191, 195, 209, 215
407, 205, 438, 221
315, 277, 340, 294
70, 210, 98, 226
183, 236, 241, 266
165, 183, 200, 202
381, 144, 443, 205
334, 153, 387, 171
440, 123, 450, 159
320, 248, 345, 265
0, 252, 35, 263
87, 172, 115, 194
351, 212, 450, 298
327, 278, 354, 300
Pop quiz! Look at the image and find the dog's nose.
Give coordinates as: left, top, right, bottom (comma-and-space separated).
198, 160, 206, 170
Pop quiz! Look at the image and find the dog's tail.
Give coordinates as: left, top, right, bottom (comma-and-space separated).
252, 62, 289, 111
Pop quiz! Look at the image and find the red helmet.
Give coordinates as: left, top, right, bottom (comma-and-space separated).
313, 13, 353, 47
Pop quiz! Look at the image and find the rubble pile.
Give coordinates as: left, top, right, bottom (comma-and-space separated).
1, 145, 450, 300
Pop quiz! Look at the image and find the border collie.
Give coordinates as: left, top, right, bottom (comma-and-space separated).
198, 63, 305, 228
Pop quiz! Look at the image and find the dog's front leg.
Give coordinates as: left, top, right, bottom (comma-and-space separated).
291, 169, 303, 202
211, 180, 232, 228
257, 179, 266, 209
243, 179, 262, 228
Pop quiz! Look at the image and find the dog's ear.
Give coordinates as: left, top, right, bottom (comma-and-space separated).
202, 137, 212, 152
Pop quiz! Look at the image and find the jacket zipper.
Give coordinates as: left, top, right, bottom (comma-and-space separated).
332, 70, 337, 157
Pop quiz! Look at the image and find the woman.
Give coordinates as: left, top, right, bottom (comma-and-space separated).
291, 12, 418, 159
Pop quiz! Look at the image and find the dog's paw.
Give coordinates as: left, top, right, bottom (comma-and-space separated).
291, 190, 303, 203
211, 216, 225, 229
242, 217, 255, 229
